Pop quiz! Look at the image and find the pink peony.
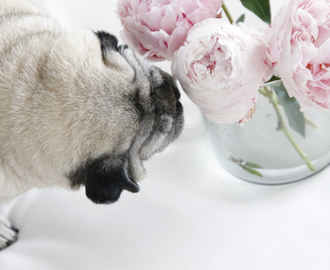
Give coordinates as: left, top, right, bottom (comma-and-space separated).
172, 18, 272, 124
266, 0, 330, 110
116, 0, 222, 61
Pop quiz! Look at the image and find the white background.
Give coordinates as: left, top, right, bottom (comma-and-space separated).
2, 0, 330, 269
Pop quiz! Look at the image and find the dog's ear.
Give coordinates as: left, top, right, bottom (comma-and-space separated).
69, 154, 140, 204
95, 31, 118, 52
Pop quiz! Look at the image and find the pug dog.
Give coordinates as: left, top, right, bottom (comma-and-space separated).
0, 0, 184, 250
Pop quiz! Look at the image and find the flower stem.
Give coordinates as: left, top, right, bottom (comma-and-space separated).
304, 115, 320, 129
259, 87, 316, 172
222, 2, 234, 24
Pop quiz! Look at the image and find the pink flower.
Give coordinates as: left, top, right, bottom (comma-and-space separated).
116, 0, 222, 61
172, 18, 272, 124
266, 0, 330, 110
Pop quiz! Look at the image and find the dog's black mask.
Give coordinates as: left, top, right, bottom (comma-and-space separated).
69, 154, 139, 204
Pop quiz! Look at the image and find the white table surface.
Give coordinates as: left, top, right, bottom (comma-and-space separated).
2, 0, 330, 269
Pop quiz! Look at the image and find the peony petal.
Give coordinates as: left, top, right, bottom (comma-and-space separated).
167, 21, 191, 60
140, 6, 166, 31
305, 0, 329, 25
197, 0, 222, 12
187, 9, 215, 24
161, 5, 179, 35
315, 25, 330, 48
177, 1, 199, 15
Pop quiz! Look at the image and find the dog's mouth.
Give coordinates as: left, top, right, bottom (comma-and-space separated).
69, 153, 141, 204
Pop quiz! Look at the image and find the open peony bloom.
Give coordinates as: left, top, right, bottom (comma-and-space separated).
266, 0, 330, 110
172, 18, 272, 124
116, 0, 222, 61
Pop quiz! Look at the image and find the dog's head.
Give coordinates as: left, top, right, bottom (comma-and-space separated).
40, 31, 184, 204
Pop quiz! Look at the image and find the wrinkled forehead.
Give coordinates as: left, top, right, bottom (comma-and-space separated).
119, 48, 164, 91
95, 31, 165, 92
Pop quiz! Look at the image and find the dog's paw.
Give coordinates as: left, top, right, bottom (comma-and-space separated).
0, 215, 18, 250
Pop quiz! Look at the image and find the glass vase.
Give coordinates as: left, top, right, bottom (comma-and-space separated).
203, 83, 330, 185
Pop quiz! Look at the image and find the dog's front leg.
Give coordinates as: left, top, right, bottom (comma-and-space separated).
0, 215, 18, 250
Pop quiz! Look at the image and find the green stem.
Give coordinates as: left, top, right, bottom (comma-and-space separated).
304, 115, 320, 129
259, 87, 316, 172
222, 2, 234, 24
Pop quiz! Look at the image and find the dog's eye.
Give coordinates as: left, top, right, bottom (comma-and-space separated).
150, 86, 155, 97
